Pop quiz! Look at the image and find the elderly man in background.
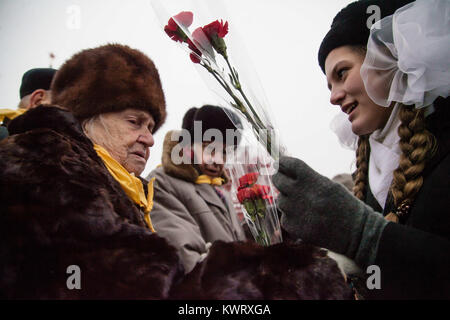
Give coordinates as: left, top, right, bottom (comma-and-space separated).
0, 68, 56, 140
18, 68, 56, 110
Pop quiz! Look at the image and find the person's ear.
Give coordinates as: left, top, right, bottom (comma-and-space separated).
28, 89, 46, 109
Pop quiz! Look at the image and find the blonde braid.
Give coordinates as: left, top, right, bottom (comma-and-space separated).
386, 104, 436, 222
353, 135, 370, 201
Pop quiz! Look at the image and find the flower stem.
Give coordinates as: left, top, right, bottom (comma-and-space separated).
201, 63, 260, 129
224, 56, 265, 130
255, 214, 270, 246
200, 61, 275, 159
223, 57, 275, 157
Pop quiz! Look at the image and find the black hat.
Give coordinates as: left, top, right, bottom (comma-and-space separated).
318, 0, 414, 73
19, 68, 57, 98
183, 105, 241, 146
181, 107, 198, 130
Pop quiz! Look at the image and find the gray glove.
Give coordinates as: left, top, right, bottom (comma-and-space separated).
272, 156, 389, 268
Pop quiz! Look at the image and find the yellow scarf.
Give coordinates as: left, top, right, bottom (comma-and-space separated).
94, 144, 155, 232
0, 108, 27, 122
195, 174, 224, 186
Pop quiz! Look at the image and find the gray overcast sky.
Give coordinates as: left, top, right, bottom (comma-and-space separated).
0, 0, 355, 178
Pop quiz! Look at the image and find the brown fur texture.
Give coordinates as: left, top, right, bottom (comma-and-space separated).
161, 130, 230, 184
171, 241, 354, 300
162, 130, 199, 183
51, 44, 166, 132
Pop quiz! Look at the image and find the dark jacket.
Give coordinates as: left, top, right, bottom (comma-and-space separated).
0, 106, 354, 300
365, 97, 450, 299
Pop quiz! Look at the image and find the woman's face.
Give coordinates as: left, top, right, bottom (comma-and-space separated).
325, 46, 392, 135
88, 109, 155, 176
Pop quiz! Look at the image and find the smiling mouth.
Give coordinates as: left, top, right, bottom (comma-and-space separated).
347, 102, 358, 115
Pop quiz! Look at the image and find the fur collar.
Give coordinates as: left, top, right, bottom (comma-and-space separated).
161, 130, 229, 184
8, 105, 90, 145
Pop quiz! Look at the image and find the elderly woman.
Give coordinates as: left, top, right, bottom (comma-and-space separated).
0, 44, 182, 299
273, 0, 450, 299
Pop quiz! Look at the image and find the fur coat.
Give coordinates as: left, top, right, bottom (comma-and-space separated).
0, 106, 181, 299
0, 106, 353, 300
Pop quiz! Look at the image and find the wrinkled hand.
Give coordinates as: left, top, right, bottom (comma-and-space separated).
272, 156, 388, 267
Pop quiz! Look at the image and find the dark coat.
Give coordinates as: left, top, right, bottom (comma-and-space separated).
365, 97, 450, 299
171, 240, 354, 300
0, 106, 182, 299
0, 106, 353, 300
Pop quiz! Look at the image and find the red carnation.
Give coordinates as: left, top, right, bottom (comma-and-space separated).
237, 187, 258, 203
164, 11, 193, 43
262, 194, 274, 205
187, 39, 202, 64
201, 19, 229, 57
173, 11, 193, 27
167, 11, 193, 30
202, 20, 228, 39
164, 26, 179, 42
237, 189, 246, 203
189, 52, 201, 64
253, 184, 270, 197
238, 172, 259, 189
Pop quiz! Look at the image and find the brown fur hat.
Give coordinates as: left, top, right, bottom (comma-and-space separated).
51, 43, 166, 132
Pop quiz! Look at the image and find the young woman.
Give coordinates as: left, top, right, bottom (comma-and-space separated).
273, 0, 450, 299
321, 0, 450, 224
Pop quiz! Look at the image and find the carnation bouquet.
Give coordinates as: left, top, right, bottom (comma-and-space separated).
151, 1, 285, 245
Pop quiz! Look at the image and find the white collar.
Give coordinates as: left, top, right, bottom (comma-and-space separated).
368, 103, 402, 209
